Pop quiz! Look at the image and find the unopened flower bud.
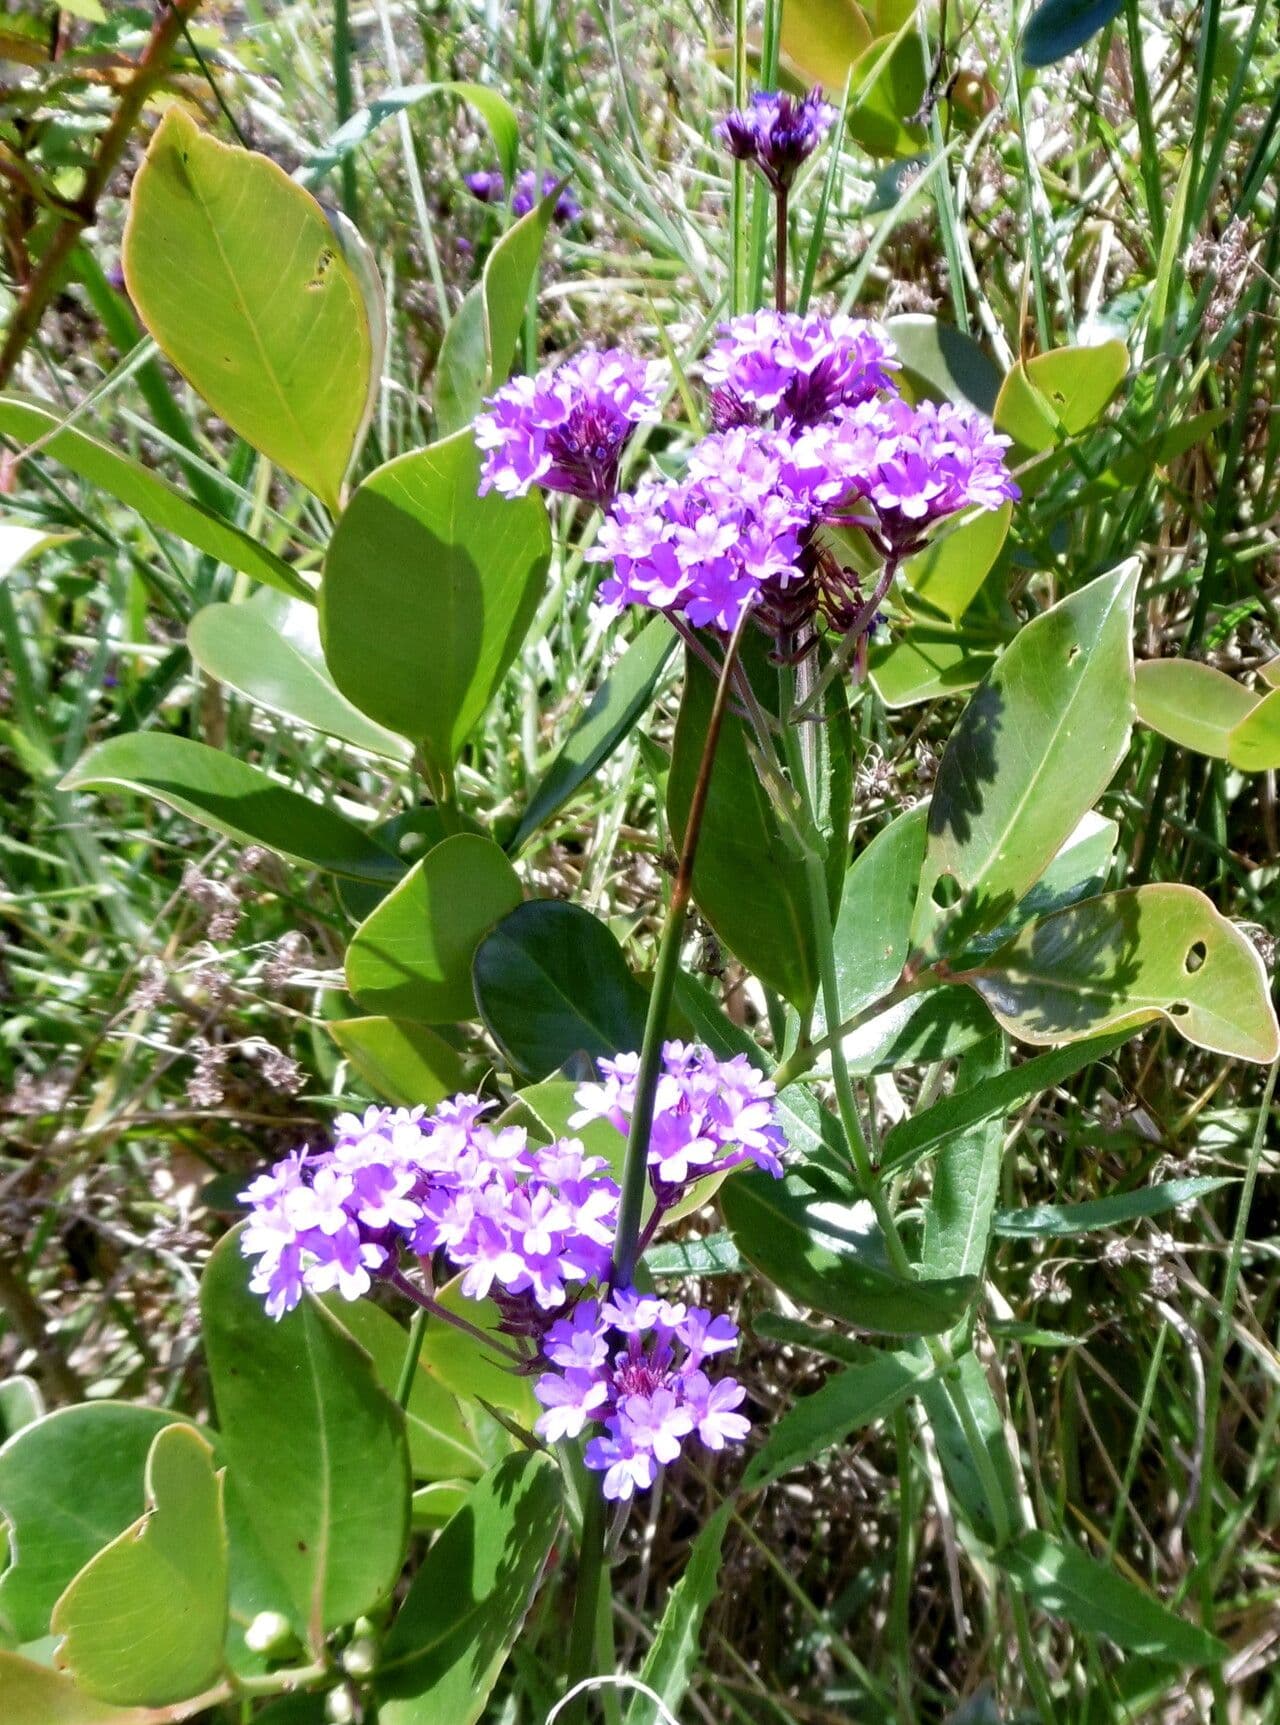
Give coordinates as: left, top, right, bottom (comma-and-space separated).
342, 1636, 378, 1679
244, 1611, 297, 1657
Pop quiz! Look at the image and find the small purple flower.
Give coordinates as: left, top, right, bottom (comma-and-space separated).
683, 1371, 751, 1450
476, 348, 666, 506
533, 1368, 610, 1441
464, 169, 505, 204
715, 88, 838, 191
511, 168, 581, 225
617, 1388, 694, 1464
583, 1433, 656, 1501
705, 312, 899, 429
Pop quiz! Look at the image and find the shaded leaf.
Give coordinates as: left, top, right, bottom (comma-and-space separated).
1022, 0, 1125, 67
61, 735, 400, 884
375, 1452, 561, 1725
846, 33, 927, 158
346, 834, 522, 1022
123, 110, 373, 512
993, 1176, 1235, 1239
321, 434, 550, 771
0, 1654, 157, 1725
51, 1426, 227, 1707
964, 884, 1280, 1063
869, 625, 999, 708
885, 315, 1002, 416
417, 1275, 539, 1427
328, 1017, 465, 1108
473, 900, 649, 1080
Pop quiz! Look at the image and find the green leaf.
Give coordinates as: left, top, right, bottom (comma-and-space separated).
883, 1028, 1127, 1176
60, 735, 400, 884
1134, 659, 1258, 758
436, 192, 560, 437
188, 600, 411, 762
914, 561, 1138, 954
1002, 1529, 1226, 1664
918, 1348, 1026, 1546
123, 109, 372, 513
375, 1452, 561, 1725
0, 396, 307, 599
1226, 686, 1280, 772
885, 315, 1002, 416
780, 0, 873, 85
0, 1376, 42, 1441
971, 809, 1119, 950
0, 1406, 186, 1643
995, 340, 1128, 455
721, 1169, 978, 1336
510, 617, 675, 853
328, 1017, 466, 1108
321, 1300, 484, 1481
644, 1233, 744, 1278
336, 807, 480, 925
962, 884, 1280, 1063
668, 652, 816, 1010
0, 1653, 156, 1725
417, 1275, 539, 1426
743, 1350, 934, 1491
869, 626, 998, 708
411, 1481, 474, 1531
993, 1176, 1235, 1239
321, 433, 550, 770
301, 82, 520, 191
841, 985, 995, 1075
472, 900, 650, 1080
346, 834, 523, 1022
1021, 0, 1125, 67
823, 805, 925, 1039
901, 503, 1012, 622
51, 1426, 227, 1707
200, 1231, 410, 1646
846, 33, 927, 158
628, 1503, 733, 1725
919, 1031, 1008, 1281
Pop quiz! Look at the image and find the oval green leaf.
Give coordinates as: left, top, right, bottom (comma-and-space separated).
346, 833, 522, 1023
1022, 0, 1125, 67
200, 1231, 410, 1645
780, 0, 873, 84
472, 899, 650, 1080
60, 734, 400, 884
0, 1653, 156, 1725
123, 109, 373, 513
321, 433, 550, 769
901, 501, 1012, 621
1226, 685, 1280, 772
914, 561, 1138, 955
1134, 659, 1258, 758
847, 33, 927, 159
51, 1426, 227, 1707
995, 340, 1128, 454
962, 884, 1280, 1063
328, 1017, 466, 1107
885, 315, 1002, 416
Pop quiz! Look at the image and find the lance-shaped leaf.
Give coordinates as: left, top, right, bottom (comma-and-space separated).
375, 1451, 561, 1725
629, 1503, 733, 1725
321, 433, 550, 770
1135, 658, 1258, 759
743, 1349, 934, 1491
721, 1169, 977, 1336
200, 1231, 410, 1647
123, 110, 373, 513
60, 734, 400, 884
51, 1426, 227, 1707
345, 834, 523, 1022
913, 561, 1138, 955
959, 884, 1280, 1064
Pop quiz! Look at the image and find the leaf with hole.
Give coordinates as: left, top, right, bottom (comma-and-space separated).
1134, 659, 1258, 759
328, 1017, 465, 1108
721, 1169, 978, 1335
60, 734, 400, 884
1002, 1529, 1226, 1664
51, 1425, 227, 1707
123, 110, 374, 512
188, 601, 411, 762
472, 899, 649, 1080
200, 1231, 409, 1645
375, 1452, 561, 1725
0, 397, 307, 599
995, 340, 1128, 455
913, 561, 1138, 955
346, 834, 522, 1022
962, 884, 1280, 1063
321, 433, 550, 771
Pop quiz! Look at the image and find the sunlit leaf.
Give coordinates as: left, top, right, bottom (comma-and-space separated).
1134, 659, 1258, 759
780, 0, 873, 86
328, 1017, 466, 1108
995, 340, 1128, 454
1226, 686, 1280, 772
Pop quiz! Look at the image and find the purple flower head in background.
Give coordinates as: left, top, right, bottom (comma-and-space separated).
477, 348, 666, 506
464, 168, 506, 204
571, 1040, 787, 1207
511, 168, 582, 225
534, 1291, 750, 1499
715, 87, 838, 190
705, 311, 900, 429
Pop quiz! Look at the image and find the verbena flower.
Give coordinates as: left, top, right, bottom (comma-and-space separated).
239, 1098, 620, 1320
464, 169, 505, 204
533, 1292, 751, 1499
571, 1040, 787, 1203
715, 88, 838, 190
511, 168, 582, 225
476, 348, 666, 506
705, 311, 900, 429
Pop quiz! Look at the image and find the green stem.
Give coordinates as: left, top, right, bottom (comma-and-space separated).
394, 1308, 428, 1408
565, 1487, 609, 1719
332, 0, 359, 223
774, 184, 788, 314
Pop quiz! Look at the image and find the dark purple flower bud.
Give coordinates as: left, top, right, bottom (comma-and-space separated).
511, 168, 582, 225
464, 168, 506, 204
715, 88, 838, 191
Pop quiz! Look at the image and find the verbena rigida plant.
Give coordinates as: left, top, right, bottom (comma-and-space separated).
2, 33, 1278, 1725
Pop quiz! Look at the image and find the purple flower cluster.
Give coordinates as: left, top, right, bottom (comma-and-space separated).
476, 348, 666, 506
464, 168, 581, 226
715, 88, 837, 190
239, 1097, 619, 1319
704, 310, 899, 429
572, 1040, 787, 1194
534, 1292, 749, 1500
